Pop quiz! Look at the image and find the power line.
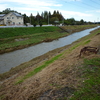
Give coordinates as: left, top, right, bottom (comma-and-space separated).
63, 0, 100, 10
63, 1, 93, 10
80, 1, 100, 9
91, 0, 100, 5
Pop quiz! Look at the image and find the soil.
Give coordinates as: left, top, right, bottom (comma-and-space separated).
0, 28, 100, 100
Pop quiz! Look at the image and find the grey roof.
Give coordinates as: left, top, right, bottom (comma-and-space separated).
0, 19, 4, 22
13, 12, 23, 17
0, 14, 6, 17
0, 12, 23, 17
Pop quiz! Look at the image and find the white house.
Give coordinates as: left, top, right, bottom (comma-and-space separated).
0, 12, 24, 26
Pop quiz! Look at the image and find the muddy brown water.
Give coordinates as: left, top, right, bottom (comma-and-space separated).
0, 26, 99, 74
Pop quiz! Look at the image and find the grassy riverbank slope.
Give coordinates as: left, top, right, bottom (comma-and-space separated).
0, 25, 97, 54
0, 26, 100, 100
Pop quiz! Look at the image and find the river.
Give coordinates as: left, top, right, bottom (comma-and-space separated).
0, 26, 99, 73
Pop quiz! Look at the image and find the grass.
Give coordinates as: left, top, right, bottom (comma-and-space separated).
70, 58, 100, 100
0, 95, 5, 100
0, 26, 59, 38
15, 53, 63, 84
84, 40, 91, 45
61, 25, 97, 31
0, 25, 97, 53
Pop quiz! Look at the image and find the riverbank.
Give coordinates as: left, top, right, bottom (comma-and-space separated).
0, 25, 97, 54
0, 27, 100, 99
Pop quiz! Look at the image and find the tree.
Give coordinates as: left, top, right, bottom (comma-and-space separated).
50, 17, 59, 25
53, 10, 57, 15
30, 13, 35, 25
23, 14, 30, 24
41, 12, 44, 18
80, 19, 84, 25
2, 8, 11, 14
64, 18, 75, 25
44, 11, 48, 19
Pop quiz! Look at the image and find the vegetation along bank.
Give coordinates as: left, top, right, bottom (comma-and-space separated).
0, 24, 97, 54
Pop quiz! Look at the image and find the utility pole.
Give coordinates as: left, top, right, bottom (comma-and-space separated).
97, 17, 99, 24
30, 16, 31, 25
48, 12, 49, 25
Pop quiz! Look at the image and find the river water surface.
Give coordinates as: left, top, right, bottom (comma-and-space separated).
0, 26, 99, 73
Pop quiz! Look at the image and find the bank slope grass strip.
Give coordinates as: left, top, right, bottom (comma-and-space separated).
70, 58, 100, 100
15, 53, 63, 84
0, 26, 59, 38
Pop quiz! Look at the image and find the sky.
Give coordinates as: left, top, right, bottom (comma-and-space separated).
0, 0, 100, 22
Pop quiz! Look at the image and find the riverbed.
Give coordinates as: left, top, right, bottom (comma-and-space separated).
0, 26, 99, 73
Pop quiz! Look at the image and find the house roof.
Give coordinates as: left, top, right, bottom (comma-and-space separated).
12, 12, 23, 17
0, 14, 6, 17
0, 12, 23, 17
0, 19, 4, 22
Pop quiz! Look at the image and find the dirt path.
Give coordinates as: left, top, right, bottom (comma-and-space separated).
0, 30, 100, 100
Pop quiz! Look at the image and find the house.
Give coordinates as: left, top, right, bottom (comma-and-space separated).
0, 12, 24, 26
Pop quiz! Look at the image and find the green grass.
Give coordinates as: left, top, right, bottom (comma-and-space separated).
0, 26, 59, 38
0, 95, 5, 100
84, 40, 91, 45
70, 58, 100, 100
15, 53, 63, 84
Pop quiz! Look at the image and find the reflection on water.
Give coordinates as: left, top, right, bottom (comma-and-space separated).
0, 26, 99, 73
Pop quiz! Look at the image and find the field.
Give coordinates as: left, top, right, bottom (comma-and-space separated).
0, 25, 97, 54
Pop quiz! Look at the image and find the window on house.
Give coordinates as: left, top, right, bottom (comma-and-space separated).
7, 17, 10, 19
12, 17, 14, 19
19, 22, 21, 24
13, 22, 15, 25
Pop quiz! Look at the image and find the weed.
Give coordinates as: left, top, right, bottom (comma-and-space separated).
0, 95, 5, 100
84, 40, 91, 45
84, 58, 100, 66
70, 58, 100, 100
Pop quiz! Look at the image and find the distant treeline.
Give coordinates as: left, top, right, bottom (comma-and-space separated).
0, 8, 96, 25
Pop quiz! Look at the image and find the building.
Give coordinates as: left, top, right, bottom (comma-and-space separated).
0, 12, 24, 26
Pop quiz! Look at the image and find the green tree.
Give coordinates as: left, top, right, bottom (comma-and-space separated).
22, 14, 30, 24
30, 13, 35, 25
64, 18, 75, 25
80, 19, 84, 25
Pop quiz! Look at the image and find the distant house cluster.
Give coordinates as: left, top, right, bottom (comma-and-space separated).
0, 12, 24, 26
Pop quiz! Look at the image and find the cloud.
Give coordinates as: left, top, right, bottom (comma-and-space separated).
0, 0, 62, 7
0, 4, 8, 10
60, 10, 93, 21
61, 10, 92, 17
0, 0, 62, 15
